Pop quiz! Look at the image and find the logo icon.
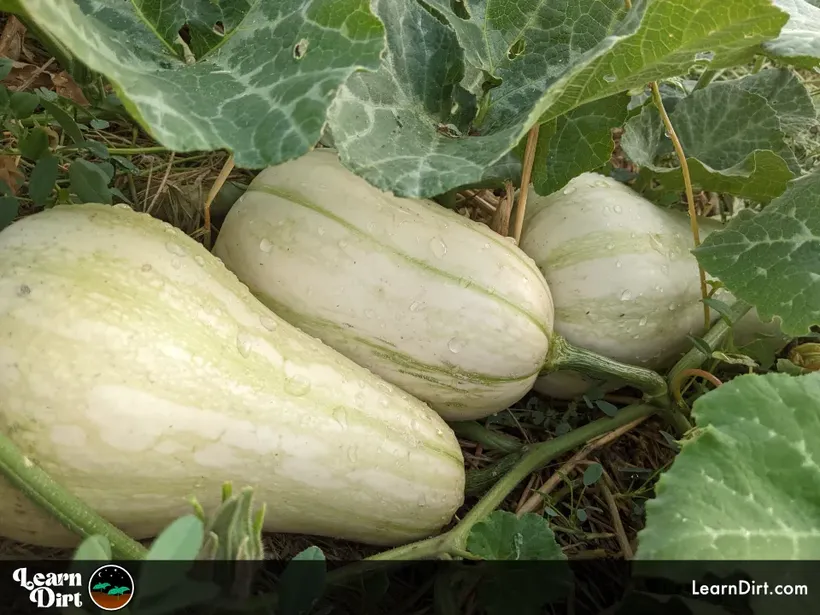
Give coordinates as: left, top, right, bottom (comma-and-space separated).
88, 564, 135, 611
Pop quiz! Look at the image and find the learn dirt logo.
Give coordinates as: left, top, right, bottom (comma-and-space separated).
87, 564, 135, 611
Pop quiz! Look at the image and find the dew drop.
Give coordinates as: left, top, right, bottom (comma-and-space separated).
639, 316, 648, 326
259, 238, 273, 253
429, 237, 448, 258
562, 186, 576, 195
616, 260, 622, 268
260, 315, 278, 331
695, 51, 714, 62
603, 74, 616, 83
409, 301, 424, 312
284, 373, 312, 397
141, 264, 152, 272
236, 332, 253, 357
194, 255, 205, 266
606, 243, 615, 250
668, 303, 677, 311
165, 241, 185, 256
338, 240, 348, 249
447, 337, 464, 353
483, 242, 491, 250
613, 204, 622, 214
620, 289, 632, 301
417, 492, 428, 507
317, 226, 326, 236
594, 180, 609, 188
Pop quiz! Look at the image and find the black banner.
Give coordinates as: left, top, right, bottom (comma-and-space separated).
0, 558, 814, 614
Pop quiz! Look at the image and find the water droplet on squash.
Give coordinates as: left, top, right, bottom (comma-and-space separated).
606, 243, 615, 250
236, 332, 253, 357
429, 237, 447, 258
562, 186, 576, 195
594, 180, 608, 188
284, 373, 311, 396
409, 301, 424, 312
165, 242, 185, 257
447, 337, 464, 353
141, 264, 152, 272
338, 240, 348, 249
194, 255, 205, 266
259, 238, 273, 253
620, 289, 632, 301
639, 316, 648, 326
417, 492, 428, 507
613, 204, 622, 213
668, 303, 677, 311
615, 260, 622, 268
260, 315, 278, 331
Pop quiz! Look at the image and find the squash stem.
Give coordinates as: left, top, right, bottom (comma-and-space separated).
544, 335, 668, 399
449, 421, 522, 454
0, 432, 148, 560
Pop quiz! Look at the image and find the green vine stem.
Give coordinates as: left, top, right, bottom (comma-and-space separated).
465, 449, 526, 496
544, 335, 668, 399
449, 421, 522, 454
0, 431, 148, 560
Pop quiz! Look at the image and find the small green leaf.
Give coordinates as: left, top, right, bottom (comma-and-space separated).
576, 508, 588, 523
111, 155, 138, 173
711, 351, 758, 368
97, 161, 115, 180
278, 546, 327, 615
583, 463, 604, 486
19, 127, 50, 160
0, 57, 12, 80
79, 139, 109, 159
9, 91, 40, 119
38, 99, 84, 144
694, 169, 820, 337
686, 335, 713, 356
467, 510, 565, 560
69, 159, 112, 204
702, 297, 737, 326
73, 535, 111, 560
90, 118, 110, 130
0, 196, 20, 230
146, 515, 204, 561
28, 155, 59, 206
594, 400, 619, 417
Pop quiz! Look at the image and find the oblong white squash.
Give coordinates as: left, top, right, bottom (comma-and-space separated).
520, 173, 787, 399
0, 203, 465, 548
213, 149, 554, 420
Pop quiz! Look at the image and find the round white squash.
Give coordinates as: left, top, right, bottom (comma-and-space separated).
213, 149, 554, 420
520, 173, 787, 399
0, 203, 465, 548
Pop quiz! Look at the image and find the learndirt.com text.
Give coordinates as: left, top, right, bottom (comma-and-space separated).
692, 580, 809, 597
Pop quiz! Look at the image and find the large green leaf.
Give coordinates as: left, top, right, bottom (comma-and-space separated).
531, 93, 630, 195
693, 170, 820, 337
13, 0, 385, 168
764, 0, 820, 68
636, 371, 820, 560
733, 68, 817, 135
328, 0, 787, 197
467, 511, 565, 560
621, 77, 800, 202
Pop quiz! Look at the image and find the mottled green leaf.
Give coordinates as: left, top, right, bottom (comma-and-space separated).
14, 0, 385, 168
532, 93, 629, 195
636, 372, 820, 559
622, 81, 798, 201
329, 0, 787, 197
732, 68, 817, 135
764, 0, 820, 68
693, 171, 820, 337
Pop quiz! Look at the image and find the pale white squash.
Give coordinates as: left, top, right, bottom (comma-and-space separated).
213, 149, 554, 420
0, 203, 465, 547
